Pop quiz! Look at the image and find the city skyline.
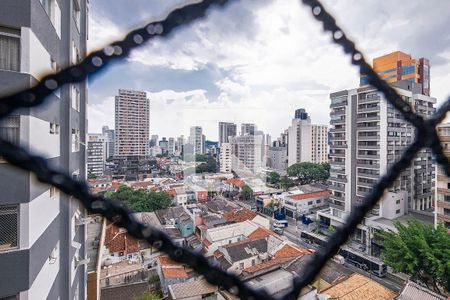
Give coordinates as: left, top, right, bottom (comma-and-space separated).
86, 0, 450, 140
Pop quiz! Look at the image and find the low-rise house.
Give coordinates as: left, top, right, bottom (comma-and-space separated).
203, 199, 236, 214
218, 238, 269, 275
174, 187, 196, 206
223, 208, 257, 223
157, 256, 196, 295
103, 223, 140, 264
395, 281, 447, 300
168, 278, 218, 300
201, 221, 259, 256
319, 273, 396, 299
190, 184, 208, 202
276, 184, 330, 220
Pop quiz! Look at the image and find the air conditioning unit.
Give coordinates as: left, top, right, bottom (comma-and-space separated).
75, 216, 93, 226
76, 256, 90, 267
72, 241, 82, 250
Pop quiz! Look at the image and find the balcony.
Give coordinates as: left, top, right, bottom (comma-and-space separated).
330, 118, 345, 125
329, 176, 347, 183
358, 106, 380, 113
330, 100, 348, 108
330, 184, 345, 192
330, 144, 347, 149
437, 188, 450, 195
437, 213, 450, 222
329, 152, 345, 157
330, 127, 345, 133
356, 162, 380, 169
358, 96, 380, 104
437, 199, 450, 210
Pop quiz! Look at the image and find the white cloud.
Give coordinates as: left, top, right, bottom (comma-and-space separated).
87, 96, 115, 133
88, 0, 450, 138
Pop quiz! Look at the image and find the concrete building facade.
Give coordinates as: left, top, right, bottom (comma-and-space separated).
436, 123, 450, 232
189, 126, 204, 155
114, 89, 149, 157
101, 126, 114, 160
219, 143, 232, 173
229, 134, 263, 176
267, 146, 288, 172
87, 134, 106, 177
0, 0, 88, 298
218, 122, 237, 145
318, 80, 436, 254
287, 110, 328, 166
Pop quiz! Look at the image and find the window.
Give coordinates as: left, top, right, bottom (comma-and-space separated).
40, 0, 53, 18
0, 205, 19, 251
72, 129, 80, 152
396, 200, 400, 205
0, 116, 20, 145
50, 123, 59, 134
251, 259, 255, 266
71, 41, 80, 65
307, 201, 313, 205
239, 262, 244, 269
396, 209, 401, 214
71, 85, 80, 111
72, 0, 81, 30
0, 27, 20, 72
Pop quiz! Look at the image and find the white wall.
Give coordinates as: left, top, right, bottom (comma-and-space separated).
27, 186, 60, 247
22, 115, 60, 159
20, 27, 52, 79
26, 242, 60, 300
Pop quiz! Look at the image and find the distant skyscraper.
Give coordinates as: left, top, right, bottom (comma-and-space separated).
149, 135, 158, 147
87, 134, 106, 177
287, 110, 328, 166
295, 108, 309, 120
168, 138, 175, 156
102, 126, 115, 159
360, 51, 430, 96
189, 126, 204, 155
230, 134, 263, 176
241, 123, 256, 136
115, 89, 149, 156
159, 137, 169, 155
219, 122, 237, 145
219, 143, 232, 173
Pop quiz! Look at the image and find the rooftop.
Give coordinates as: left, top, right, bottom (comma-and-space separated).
168, 279, 218, 299
396, 281, 447, 300
321, 273, 396, 300
223, 208, 257, 223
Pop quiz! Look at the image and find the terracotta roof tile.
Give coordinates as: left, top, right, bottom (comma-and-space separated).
288, 190, 330, 201
223, 208, 257, 223
225, 178, 245, 188
322, 273, 396, 300
242, 257, 293, 273
104, 223, 140, 254
248, 227, 277, 239
162, 268, 189, 279
274, 244, 310, 258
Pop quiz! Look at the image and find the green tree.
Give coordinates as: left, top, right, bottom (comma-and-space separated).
287, 162, 329, 184
240, 184, 253, 200
379, 220, 450, 293
279, 175, 294, 191
133, 291, 163, 300
195, 154, 208, 162
267, 171, 281, 185
108, 186, 172, 212
195, 156, 217, 173
87, 172, 97, 179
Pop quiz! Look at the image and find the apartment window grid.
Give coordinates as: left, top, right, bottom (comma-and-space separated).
0, 26, 20, 72
0, 205, 19, 252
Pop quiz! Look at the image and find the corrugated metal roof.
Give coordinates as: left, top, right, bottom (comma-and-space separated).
396, 281, 446, 300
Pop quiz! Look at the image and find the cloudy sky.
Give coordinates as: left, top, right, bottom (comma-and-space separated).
87, 0, 450, 141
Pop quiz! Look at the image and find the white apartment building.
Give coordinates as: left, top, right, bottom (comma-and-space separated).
87, 134, 106, 177
219, 143, 232, 173
287, 113, 328, 166
189, 126, 204, 155
229, 134, 264, 176
318, 80, 436, 254
219, 122, 237, 145
114, 89, 150, 156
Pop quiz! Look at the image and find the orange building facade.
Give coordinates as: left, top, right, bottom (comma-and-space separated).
360, 51, 430, 96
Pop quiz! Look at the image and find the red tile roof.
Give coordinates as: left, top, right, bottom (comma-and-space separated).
274, 244, 310, 258
242, 257, 293, 273
162, 268, 189, 279
225, 178, 245, 188
287, 190, 330, 201
223, 208, 257, 223
105, 223, 140, 254
248, 227, 277, 239
130, 181, 154, 189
